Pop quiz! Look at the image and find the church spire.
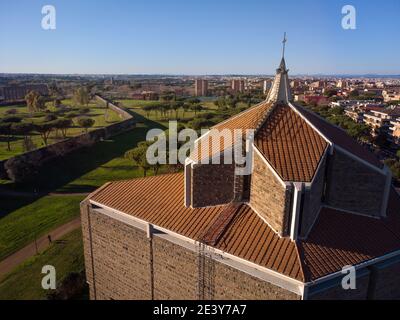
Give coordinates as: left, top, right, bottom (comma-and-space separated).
266, 33, 292, 104
282, 32, 287, 59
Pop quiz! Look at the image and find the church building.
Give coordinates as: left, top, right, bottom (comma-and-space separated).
80, 39, 400, 300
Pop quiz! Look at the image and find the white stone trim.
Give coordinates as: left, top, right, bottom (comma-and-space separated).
380, 165, 392, 217
288, 102, 332, 145
89, 200, 304, 296
290, 183, 303, 240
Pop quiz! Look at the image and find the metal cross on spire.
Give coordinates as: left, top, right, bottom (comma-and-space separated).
282, 32, 287, 59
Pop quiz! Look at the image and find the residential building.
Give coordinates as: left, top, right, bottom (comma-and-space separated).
389, 117, 400, 145
231, 79, 245, 93
383, 90, 400, 102
363, 107, 400, 136
345, 109, 364, 123
80, 47, 400, 300
263, 80, 272, 94
195, 79, 208, 96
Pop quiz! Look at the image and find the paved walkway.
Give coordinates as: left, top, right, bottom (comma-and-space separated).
0, 217, 81, 279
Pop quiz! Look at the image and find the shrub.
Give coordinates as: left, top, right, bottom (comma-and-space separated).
44, 114, 57, 122
1, 115, 22, 123
5, 109, 18, 115
65, 111, 79, 119
79, 107, 90, 115
77, 117, 95, 133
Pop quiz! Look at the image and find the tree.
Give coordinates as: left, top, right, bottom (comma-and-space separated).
170, 101, 183, 119
349, 90, 359, 98
54, 118, 73, 138
35, 122, 55, 145
397, 150, 400, 159
190, 104, 203, 115
73, 87, 90, 106
25, 90, 37, 113
12, 122, 35, 152
324, 89, 338, 98
25, 90, 46, 113
0, 123, 13, 151
143, 105, 155, 118
77, 117, 95, 133
182, 103, 191, 118
373, 129, 390, 149
125, 142, 150, 177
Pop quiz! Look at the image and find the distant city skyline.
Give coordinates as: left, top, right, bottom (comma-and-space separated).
1, 0, 400, 75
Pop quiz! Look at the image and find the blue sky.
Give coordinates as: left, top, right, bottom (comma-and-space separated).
1, 0, 399, 75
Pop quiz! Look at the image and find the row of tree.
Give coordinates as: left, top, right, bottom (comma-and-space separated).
0, 116, 95, 151
142, 101, 204, 120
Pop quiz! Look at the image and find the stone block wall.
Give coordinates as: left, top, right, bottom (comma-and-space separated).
325, 148, 386, 217
191, 162, 235, 207
369, 258, 400, 300
249, 151, 292, 236
81, 203, 300, 300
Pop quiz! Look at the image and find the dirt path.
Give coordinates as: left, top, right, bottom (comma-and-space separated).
0, 217, 81, 280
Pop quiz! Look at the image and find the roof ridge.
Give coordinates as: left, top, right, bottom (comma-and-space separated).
287, 103, 333, 145
294, 241, 308, 282
212, 100, 272, 130
83, 181, 113, 202
253, 102, 280, 137
293, 103, 349, 135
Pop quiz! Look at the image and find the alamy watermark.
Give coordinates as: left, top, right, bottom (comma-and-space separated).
146, 121, 254, 175
41, 265, 56, 290
41, 5, 56, 30
341, 265, 356, 290
342, 5, 356, 30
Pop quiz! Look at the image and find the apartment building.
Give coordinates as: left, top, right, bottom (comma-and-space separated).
195, 79, 208, 97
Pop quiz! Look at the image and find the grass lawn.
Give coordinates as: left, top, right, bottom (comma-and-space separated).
0, 99, 121, 161
0, 229, 85, 300
0, 195, 84, 261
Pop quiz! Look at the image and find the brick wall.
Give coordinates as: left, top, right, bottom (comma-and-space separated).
325, 148, 386, 217
213, 261, 299, 300
81, 203, 151, 300
191, 162, 235, 207
81, 204, 300, 300
249, 151, 291, 236
299, 156, 326, 238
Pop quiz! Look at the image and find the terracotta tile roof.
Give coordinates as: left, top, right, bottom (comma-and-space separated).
255, 104, 328, 182
90, 173, 226, 240
214, 204, 304, 281
293, 104, 383, 169
189, 101, 273, 163
89, 173, 305, 281
298, 188, 400, 281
